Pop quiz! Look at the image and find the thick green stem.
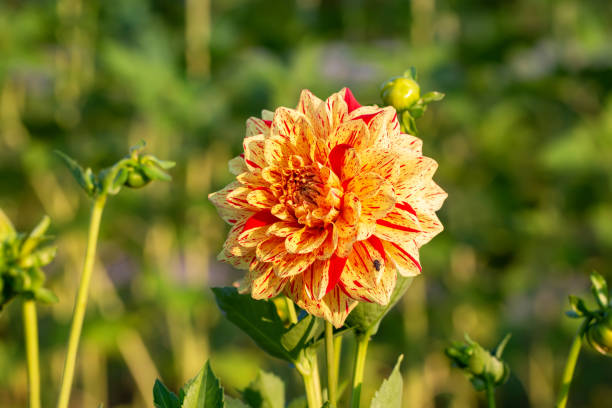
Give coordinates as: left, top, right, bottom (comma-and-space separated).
555, 322, 586, 408
486, 381, 495, 408
301, 370, 318, 408
350, 332, 371, 408
297, 350, 322, 408
56, 194, 107, 408
325, 322, 337, 407
23, 300, 40, 408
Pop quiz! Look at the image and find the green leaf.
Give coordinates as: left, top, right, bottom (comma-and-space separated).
565, 310, 581, 318
370, 355, 403, 408
212, 287, 320, 362
20, 246, 56, 268
408, 104, 425, 119
55, 150, 97, 196
242, 371, 285, 408
225, 396, 250, 408
146, 155, 177, 170
0, 208, 16, 240
568, 295, 590, 316
421, 91, 445, 103
281, 315, 321, 356
590, 271, 609, 309
141, 163, 172, 182
346, 276, 413, 335
404, 67, 417, 80
20, 215, 51, 257
153, 379, 181, 408
493, 333, 512, 359
182, 361, 224, 408
33, 287, 58, 304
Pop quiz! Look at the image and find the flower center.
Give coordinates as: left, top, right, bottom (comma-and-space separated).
278, 165, 341, 227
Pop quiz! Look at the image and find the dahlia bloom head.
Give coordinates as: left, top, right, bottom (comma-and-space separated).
209, 88, 446, 327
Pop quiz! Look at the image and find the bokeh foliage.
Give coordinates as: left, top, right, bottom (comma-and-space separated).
1, 0, 611, 406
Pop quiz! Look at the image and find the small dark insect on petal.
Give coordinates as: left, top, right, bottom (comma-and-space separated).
373, 259, 381, 271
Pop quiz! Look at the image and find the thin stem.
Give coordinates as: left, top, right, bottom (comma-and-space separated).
23, 300, 41, 408
57, 194, 107, 408
333, 334, 342, 397
311, 352, 322, 407
486, 381, 495, 408
325, 322, 337, 407
350, 331, 371, 408
286, 296, 298, 324
555, 321, 587, 408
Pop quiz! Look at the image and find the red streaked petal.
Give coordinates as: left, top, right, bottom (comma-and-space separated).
389, 241, 422, 272
328, 143, 352, 178
326, 253, 348, 294
395, 201, 418, 216
242, 210, 278, 232
344, 88, 361, 113
367, 235, 386, 260
352, 111, 381, 125
376, 219, 420, 233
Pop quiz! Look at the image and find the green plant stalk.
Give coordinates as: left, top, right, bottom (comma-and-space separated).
486, 380, 495, 408
297, 350, 322, 408
350, 331, 371, 408
312, 352, 322, 407
301, 369, 318, 408
325, 322, 338, 407
56, 194, 107, 408
555, 321, 587, 408
333, 335, 342, 394
23, 300, 41, 408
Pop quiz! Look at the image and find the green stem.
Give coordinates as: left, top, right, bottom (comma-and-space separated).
286, 296, 298, 324
325, 322, 337, 407
301, 370, 318, 408
333, 334, 342, 396
56, 194, 107, 408
311, 352, 322, 407
555, 321, 587, 408
23, 300, 41, 408
486, 381, 495, 408
350, 331, 371, 408
297, 350, 322, 408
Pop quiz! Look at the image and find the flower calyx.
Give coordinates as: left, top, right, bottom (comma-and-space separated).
445, 333, 511, 392
56, 141, 175, 197
0, 209, 57, 310
380, 67, 444, 135
567, 271, 612, 357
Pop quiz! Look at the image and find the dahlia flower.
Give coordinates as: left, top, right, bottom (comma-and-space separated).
209, 88, 446, 327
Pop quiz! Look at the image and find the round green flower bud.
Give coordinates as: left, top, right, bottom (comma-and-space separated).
587, 313, 612, 357
467, 347, 486, 376
125, 169, 151, 189
381, 77, 421, 111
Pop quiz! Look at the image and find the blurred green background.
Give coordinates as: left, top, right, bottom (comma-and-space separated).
1, 0, 611, 406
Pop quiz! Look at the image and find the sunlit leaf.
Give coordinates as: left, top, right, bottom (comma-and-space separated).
370, 355, 403, 408
182, 361, 224, 408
